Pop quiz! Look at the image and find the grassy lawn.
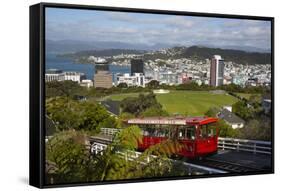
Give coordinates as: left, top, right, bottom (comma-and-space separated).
108, 90, 238, 116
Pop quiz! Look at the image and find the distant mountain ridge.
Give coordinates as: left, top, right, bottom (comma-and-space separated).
144, 46, 271, 65
58, 45, 271, 65
219, 45, 270, 53
46, 39, 270, 54
61, 49, 147, 58
46, 40, 172, 53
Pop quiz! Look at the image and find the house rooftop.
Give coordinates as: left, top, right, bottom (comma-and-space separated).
218, 109, 245, 124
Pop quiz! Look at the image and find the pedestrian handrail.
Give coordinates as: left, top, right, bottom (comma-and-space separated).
91, 142, 226, 174
218, 137, 271, 155
100, 128, 120, 136
180, 161, 227, 174
91, 142, 108, 155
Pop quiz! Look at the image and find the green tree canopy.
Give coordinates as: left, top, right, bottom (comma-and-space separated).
146, 80, 160, 89
46, 80, 88, 98
232, 100, 254, 120
46, 131, 94, 183
46, 97, 116, 132
46, 125, 192, 184
120, 92, 165, 116
117, 82, 128, 88
140, 106, 169, 117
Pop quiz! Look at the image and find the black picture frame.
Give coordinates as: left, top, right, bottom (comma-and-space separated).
30, 2, 274, 188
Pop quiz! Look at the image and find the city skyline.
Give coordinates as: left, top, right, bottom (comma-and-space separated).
46, 8, 271, 51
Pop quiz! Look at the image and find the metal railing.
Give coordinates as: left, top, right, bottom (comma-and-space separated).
90, 142, 226, 174
91, 142, 108, 155
180, 161, 227, 174
100, 128, 120, 136
218, 137, 271, 155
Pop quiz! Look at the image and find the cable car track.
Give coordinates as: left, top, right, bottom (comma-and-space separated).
192, 158, 263, 173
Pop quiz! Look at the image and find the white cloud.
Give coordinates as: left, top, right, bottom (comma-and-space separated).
46, 12, 271, 50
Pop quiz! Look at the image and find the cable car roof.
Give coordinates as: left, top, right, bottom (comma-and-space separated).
127, 116, 218, 126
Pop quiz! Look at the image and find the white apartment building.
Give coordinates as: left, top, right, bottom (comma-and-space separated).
45, 69, 64, 82
116, 73, 145, 87
80, 79, 94, 88
158, 71, 179, 85
45, 69, 86, 83
64, 72, 86, 83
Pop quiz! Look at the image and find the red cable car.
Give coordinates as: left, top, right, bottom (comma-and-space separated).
127, 116, 219, 158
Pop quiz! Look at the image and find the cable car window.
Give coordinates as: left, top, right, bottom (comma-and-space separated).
199, 125, 209, 138
208, 122, 218, 137
142, 130, 149, 136
155, 129, 164, 137
160, 128, 169, 137
208, 129, 214, 137
187, 127, 195, 140
142, 126, 155, 136
178, 128, 184, 139
178, 126, 195, 140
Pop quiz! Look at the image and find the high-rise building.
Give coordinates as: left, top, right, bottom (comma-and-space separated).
94, 58, 112, 88
95, 58, 109, 73
94, 71, 113, 89
131, 58, 144, 75
210, 55, 224, 86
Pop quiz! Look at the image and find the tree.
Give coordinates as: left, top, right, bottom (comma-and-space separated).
46, 131, 95, 183
232, 101, 254, 120
204, 107, 220, 117
46, 97, 115, 132
238, 117, 271, 141
117, 82, 128, 88
120, 92, 163, 116
238, 119, 260, 140
98, 116, 118, 129
146, 80, 160, 89
116, 112, 135, 128
176, 82, 200, 90
46, 125, 191, 184
78, 101, 115, 132
217, 120, 238, 138
220, 84, 243, 92
113, 125, 143, 151
46, 97, 82, 131
140, 106, 169, 117
88, 125, 144, 181
248, 95, 262, 109
46, 81, 87, 98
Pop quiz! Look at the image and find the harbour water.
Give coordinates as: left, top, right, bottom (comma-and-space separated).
46, 53, 130, 80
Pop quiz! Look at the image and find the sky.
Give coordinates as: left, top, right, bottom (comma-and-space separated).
46, 7, 271, 50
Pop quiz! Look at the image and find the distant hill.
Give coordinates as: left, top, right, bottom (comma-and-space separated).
46, 40, 172, 53
219, 45, 270, 53
47, 39, 270, 54
52, 43, 271, 65
59, 49, 146, 58
144, 46, 271, 65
